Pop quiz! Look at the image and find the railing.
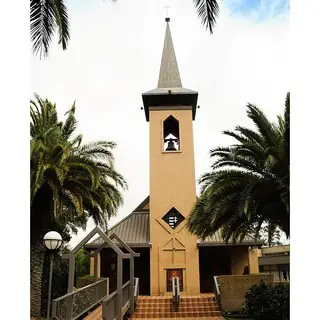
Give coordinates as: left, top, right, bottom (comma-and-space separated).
172, 277, 180, 312
133, 278, 139, 310
52, 278, 109, 320
213, 276, 221, 309
102, 280, 131, 320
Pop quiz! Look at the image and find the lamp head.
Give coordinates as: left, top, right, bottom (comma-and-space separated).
43, 231, 63, 251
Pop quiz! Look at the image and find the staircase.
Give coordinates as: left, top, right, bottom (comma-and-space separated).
131, 293, 223, 319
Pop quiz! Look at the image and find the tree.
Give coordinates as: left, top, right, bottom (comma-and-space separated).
258, 222, 282, 247
30, 0, 222, 58
30, 95, 127, 317
187, 93, 290, 244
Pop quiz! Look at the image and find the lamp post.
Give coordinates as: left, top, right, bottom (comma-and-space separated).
43, 231, 63, 320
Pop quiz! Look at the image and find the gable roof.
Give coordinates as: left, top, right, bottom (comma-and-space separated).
86, 197, 150, 248
86, 196, 263, 248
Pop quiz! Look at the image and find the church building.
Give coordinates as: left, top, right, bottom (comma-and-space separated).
85, 18, 261, 296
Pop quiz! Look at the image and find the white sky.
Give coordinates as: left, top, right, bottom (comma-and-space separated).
30, 0, 289, 247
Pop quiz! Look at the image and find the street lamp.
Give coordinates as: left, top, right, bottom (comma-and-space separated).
43, 231, 63, 320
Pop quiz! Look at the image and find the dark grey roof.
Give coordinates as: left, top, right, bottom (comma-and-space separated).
86, 197, 150, 248
198, 229, 264, 246
86, 196, 261, 248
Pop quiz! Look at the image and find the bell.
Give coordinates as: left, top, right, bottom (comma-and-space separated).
166, 139, 177, 151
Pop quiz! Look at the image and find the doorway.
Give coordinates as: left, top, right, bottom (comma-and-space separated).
199, 246, 232, 293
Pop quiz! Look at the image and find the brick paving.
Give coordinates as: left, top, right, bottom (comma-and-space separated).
84, 294, 225, 320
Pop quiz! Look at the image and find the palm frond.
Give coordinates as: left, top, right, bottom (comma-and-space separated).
31, 96, 127, 244
188, 93, 290, 242
31, 0, 56, 58
193, 0, 221, 34
53, 0, 70, 49
31, 0, 70, 58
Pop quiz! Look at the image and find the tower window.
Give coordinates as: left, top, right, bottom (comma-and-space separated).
163, 116, 180, 151
162, 207, 185, 229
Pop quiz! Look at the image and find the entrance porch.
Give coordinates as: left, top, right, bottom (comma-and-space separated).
198, 245, 255, 293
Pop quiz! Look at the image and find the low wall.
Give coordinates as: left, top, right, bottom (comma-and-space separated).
76, 276, 96, 288
218, 274, 273, 312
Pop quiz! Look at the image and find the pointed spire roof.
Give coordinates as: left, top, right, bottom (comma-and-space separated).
142, 18, 199, 122
157, 19, 182, 88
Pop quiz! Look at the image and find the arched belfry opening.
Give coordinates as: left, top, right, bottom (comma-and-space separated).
163, 116, 180, 151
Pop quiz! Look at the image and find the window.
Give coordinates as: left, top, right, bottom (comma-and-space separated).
162, 207, 185, 229
163, 116, 180, 151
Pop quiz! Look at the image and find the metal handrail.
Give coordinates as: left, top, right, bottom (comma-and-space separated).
122, 280, 130, 290
176, 277, 180, 297
53, 278, 107, 303
213, 276, 220, 295
172, 277, 180, 312
172, 277, 176, 297
52, 278, 109, 320
102, 280, 132, 319
213, 276, 221, 309
133, 278, 139, 310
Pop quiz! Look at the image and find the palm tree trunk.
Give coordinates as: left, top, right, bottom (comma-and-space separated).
30, 241, 45, 318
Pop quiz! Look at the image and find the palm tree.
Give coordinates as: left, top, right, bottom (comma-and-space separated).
187, 93, 290, 244
30, 0, 222, 58
30, 95, 127, 317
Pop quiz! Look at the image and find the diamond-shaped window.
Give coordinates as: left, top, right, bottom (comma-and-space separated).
162, 207, 185, 229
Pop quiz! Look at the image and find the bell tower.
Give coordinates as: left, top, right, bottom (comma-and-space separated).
142, 18, 200, 295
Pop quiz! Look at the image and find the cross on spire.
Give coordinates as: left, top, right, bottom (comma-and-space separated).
164, 4, 171, 22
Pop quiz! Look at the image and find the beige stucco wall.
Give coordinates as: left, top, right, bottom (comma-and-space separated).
149, 108, 200, 295
219, 274, 274, 312
230, 246, 249, 275
261, 245, 289, 255
248, 248, 262, 273
89, 253, 101, 277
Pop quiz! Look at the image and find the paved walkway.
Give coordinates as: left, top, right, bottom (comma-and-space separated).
84, 305, 102, 320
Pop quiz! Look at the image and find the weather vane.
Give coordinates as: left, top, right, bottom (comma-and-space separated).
164, 4, 171, 22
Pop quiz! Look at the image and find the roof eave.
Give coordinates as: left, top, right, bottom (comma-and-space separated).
85, 242, 151, 249
197, 241, 264, 247
142, 91, 198, 121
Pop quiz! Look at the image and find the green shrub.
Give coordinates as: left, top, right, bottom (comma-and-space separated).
242, 281, 289, 320
75, 248, 90, 277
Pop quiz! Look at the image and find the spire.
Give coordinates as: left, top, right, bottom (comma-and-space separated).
157, 18, 182, 88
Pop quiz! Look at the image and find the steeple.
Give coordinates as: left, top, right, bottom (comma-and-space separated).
142, 18, 198, 122
157, 18, 182, 88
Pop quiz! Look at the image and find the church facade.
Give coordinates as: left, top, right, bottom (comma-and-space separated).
86, 19, 262, 296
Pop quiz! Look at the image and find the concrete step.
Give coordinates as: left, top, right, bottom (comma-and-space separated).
136, 305, 220, 312
133, 294, 221, 319
138, 297, 215, 302
137, 302, 218, 309
131, 310, 222, 318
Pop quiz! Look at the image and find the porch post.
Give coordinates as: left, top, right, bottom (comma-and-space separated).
129, 255, 134, 313
116, 255, 123, 320
66, 253, 75, 320
94, 253, 98, 282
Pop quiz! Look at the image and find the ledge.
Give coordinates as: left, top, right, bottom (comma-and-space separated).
161, 151, 182, 154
